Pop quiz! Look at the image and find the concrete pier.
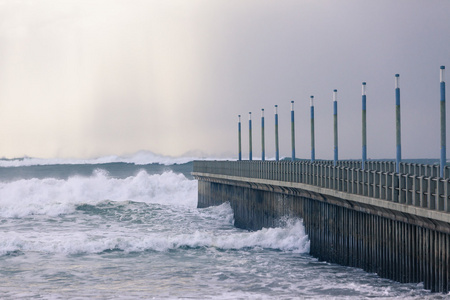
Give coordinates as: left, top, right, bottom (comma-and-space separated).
193, 160, 450, 293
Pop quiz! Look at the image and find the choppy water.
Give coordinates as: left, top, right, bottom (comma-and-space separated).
0, 154, 445, 299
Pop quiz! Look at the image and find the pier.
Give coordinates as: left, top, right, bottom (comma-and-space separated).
193, 160, 450, 293
193, 66, 449, 293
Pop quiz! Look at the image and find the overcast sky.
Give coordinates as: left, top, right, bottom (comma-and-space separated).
0, 0, 449, 160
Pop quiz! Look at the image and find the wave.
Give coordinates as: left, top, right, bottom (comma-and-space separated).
177, 218, 310, 253
0, 169, 198, 218
0, 151, 234, 167
0, 217, 309, 256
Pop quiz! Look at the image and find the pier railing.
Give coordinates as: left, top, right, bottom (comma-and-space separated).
301, 159, 449, 178
193, 160, 450, 213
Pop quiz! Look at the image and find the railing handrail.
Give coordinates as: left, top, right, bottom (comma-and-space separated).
193, 160, 450, 214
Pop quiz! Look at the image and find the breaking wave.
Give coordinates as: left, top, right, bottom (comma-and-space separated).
0, 169, 197, 218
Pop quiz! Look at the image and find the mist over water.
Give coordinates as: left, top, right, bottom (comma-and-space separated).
0, 156, 442, 299
0, 151, 233, 168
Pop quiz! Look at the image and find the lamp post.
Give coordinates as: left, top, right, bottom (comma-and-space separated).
441, 66, 446, 177
275, 105, 279, 161
362, 82, 367, 170
291, 101, 295, 161
395, 74, 401, 173
333, 90, 338, 166
238, 115, 242, 161
310, 96, 315, 162
261, 109, 265, 161
249, 112, 252, 161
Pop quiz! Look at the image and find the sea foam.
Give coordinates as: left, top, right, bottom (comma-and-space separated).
0, 213, 309, 256
0, 170, 197, 218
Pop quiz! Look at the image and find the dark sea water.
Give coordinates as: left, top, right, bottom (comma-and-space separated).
0, 154, 446, 299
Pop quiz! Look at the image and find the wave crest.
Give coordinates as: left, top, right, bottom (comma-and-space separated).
0, 170, 197, 218
0, 218, 309, 256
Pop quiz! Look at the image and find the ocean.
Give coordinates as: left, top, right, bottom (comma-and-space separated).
0, 153, 445, 299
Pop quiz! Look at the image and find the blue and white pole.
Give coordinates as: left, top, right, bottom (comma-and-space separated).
261, 109, 265, 161
291, 101, 296, 161
333, 90, 338, 166
310, 96, 315, 162
249, 112, 252, 161
395, 74, 402, 173
362, 82, 367, 170
275, 105, 279, 161
440, 66, 446, 177
238, 115, 242, 161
